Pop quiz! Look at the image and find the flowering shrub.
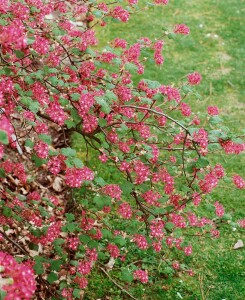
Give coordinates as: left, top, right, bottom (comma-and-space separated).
0, 0, 244, 299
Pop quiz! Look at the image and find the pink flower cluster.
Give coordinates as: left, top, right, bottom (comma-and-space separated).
193, 128, 208, 150
133, 234, 148, 250
1, 160, 27, 184
133, 269, 148, 283
220, 140, 245, 154
174, 24, 190, 35
233, 175, 245, 189
199, 172, 218, 193
159, 85, 181, 103
78, 261, 92, 275
67, 236, 79, 251
118, 202, 132, 219
102, 184, 122, 200
142, 190, 161, 206
187, 72, 202, 85
47, 155, 66, 175
214, 201, 225, 217
207, 106, 219, 115
40, 221, 62, 245
65, 167, 94, 188
134, 161, 150, 184
34, 141, 49, 159
150, 219, 165, 238
111, 6, 130, 22
153, 40, 164, 65
0, 252, 36, 300
46, 100, 68, 125
107, 243, 120, 258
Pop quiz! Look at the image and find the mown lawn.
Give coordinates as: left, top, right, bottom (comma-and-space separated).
74, 1, 245, 299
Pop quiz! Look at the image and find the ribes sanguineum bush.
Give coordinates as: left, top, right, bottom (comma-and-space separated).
0, 0, 244, 299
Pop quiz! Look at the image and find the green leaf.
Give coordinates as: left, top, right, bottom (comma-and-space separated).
114, 235, 126, 246
79, 234, 91, 243
120, 182, 134, 196
105, 90, 118, 101
71, 93, 80, 101
98, 118, 107, 127
62, 222, 79, 233
73, 158, 84, 168
43, 66, 58, 74
32, 155, 47, 167
121, 269, 134, 282
14, 50, 25, 59
52, 27, 66, 36
125, 63, 138, 72
2, 67, 11, 75
0, 18, 8, 26
93, 195, 111, 210
165, 222, 175, 231
168, 33, 177, 40
101, 229, 113, 239
49, 76, 59, 86
65, 157, 74, 168
61, 147, 77, 157
47, 272, 58, 284
3, 207, 12, 217
0, 290, 7, 299
25, 139, 34, 148
34, 258, 44, 275
143, 79, 161, 89
27, 37, 35, 45
24, 76, 34, 84
29, 101, 40, 113
73, 289, 82, 298
65, 119, 76, 129
65, 213, 75, 222
0, 130, 9, 145
0, 168, 6, 178
209, 116, 223, 125
94, 177, 106, 186
223, 176, 232, 183
195, 157, 209, 168
30, 6, 40, 13
50, 260, 63, 271
95, 96, 111, 114
32, 70, 43, 80
38, 134, 52, 145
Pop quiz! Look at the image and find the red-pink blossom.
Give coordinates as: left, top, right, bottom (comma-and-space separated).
187, 72, 202, 85
233, 175, 245, 189
207, 106, 219, 115
174, 24, 190, 35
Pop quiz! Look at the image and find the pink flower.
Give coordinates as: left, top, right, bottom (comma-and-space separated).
34, 141, 49, 159
187, 72, 202, 85
154, 0, 169, 4
65, 167, 94, 188
233, 175, 245, 189
174, 24, 190, 35
207, 106, 219, 115
118, 202, 132, 219
180, 102, 191, 116
107, 243, 120, 258
102, 184, 122, 200
184, 245, 192, 256
133, 234, 148, 250
133, 270, 148, 283
0, 252, 36, 300
214, 201, 225, 217
111, 6, 130, 22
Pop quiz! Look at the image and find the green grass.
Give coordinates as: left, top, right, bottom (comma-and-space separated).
73, 1, 245, 299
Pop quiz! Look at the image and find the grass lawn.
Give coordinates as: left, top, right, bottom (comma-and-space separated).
73, 1, 245, 299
